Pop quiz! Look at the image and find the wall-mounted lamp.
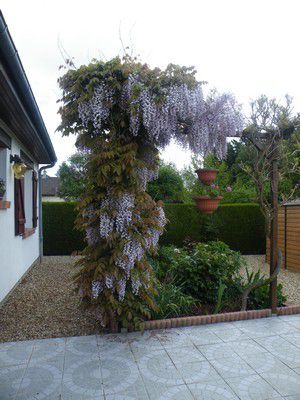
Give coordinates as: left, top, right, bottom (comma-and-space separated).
10, 154, 27, 179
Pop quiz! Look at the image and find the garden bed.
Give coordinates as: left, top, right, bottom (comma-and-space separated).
0, 255, 300, 343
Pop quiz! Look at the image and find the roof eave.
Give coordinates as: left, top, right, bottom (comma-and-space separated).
0, 11, 57, 164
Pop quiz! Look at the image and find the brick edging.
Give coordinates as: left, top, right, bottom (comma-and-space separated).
277, 304, 300, 315
143, 306, 300, 330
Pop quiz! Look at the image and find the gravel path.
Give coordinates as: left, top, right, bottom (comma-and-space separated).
0, 255, 299, 343
0, 256, 100, 343
243, 255, 300, 305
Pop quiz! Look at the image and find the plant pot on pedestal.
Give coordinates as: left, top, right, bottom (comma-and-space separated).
195, 169, 218, 186
193, 196, 222, 214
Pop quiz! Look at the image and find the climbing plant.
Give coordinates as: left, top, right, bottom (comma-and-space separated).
57, 56, 243, 330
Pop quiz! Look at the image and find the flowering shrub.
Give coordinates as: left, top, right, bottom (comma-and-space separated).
57, 56, 242, 330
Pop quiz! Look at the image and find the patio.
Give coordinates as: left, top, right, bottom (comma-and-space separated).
1, 315, 300, 399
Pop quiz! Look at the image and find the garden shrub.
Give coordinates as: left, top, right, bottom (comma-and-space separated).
247, 283, 286, 309
164, 241, 244, 304
151, 243, 286, 314
43, 202, 265, 255
148, 245, 178, 283
218, 275, 286, 311
152, 282, 196, 319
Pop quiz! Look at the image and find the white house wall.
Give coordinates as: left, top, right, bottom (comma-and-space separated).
0, 137, 39, 302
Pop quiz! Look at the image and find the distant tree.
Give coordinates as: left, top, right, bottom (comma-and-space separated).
57, 152, 87, 200
147, 162, 185, 202
226, 140, 240, 169
181, 156, 202, 201
240, 94, 300, 234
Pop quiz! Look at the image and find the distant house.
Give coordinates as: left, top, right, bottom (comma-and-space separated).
41, 173, 64, 202
0, 12, 56, 302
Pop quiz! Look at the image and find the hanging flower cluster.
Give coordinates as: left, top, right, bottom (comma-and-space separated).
78, 84, 114, 130
57, 57, 243, 330
85, 163, 166, 304
78, 75, 243, 159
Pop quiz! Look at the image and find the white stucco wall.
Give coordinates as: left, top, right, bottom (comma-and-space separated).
0, 138, 39, 302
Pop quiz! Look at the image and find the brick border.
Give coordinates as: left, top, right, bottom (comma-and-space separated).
143, 306, 300, 330
277, 304, 300, 316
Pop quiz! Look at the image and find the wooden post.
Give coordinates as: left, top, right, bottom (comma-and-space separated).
269, 146, 278, 314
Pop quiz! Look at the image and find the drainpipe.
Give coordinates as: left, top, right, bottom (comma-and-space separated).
38, 163, 55, 262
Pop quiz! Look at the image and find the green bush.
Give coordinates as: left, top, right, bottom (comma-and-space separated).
150, 243, 286, 314
148, 245, 179, 283
248, 283, 286, 309
220, 274, 287, 311
42, 202, 85, 255
43, 202, 265, 255
152, 282, 196, 319
161, 241, 244, 304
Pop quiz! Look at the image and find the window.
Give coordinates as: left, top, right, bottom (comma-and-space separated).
14, 153, 38, 236
32, 171, 38, 228
15, 177, 25, 235
24, 170, 33, 229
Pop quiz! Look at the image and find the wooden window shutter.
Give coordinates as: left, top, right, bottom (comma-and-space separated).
15, 177, 26, 235
32, 171, 38, 228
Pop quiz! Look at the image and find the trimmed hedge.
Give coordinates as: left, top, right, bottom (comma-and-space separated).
43, 202, 84, 256
43, 202, 265, 255
161, 203, 266, 254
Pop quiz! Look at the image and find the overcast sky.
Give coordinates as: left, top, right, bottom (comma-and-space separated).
1, 0, 300, 175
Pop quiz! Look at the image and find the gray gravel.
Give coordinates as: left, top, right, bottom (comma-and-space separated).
1, 255, 299, 343
0, 256, 100, 343
243, 255, 300, 305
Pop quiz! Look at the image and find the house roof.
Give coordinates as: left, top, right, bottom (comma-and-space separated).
0, 11, 57, 164
41, 176, 60, 196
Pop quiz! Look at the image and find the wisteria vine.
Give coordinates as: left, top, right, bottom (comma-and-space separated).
78, 76, 243, 159
57, 58, 243, 330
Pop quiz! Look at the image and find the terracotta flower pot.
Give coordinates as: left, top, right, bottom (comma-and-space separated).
195, 169, 218, 186
193, 196, 222, 214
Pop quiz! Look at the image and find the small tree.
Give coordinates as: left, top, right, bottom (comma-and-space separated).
57, 151, 87, 200
57, 56, 242, 330
241, 95, 299, 235
147, 162, 185, 203
240, 95, 299, 310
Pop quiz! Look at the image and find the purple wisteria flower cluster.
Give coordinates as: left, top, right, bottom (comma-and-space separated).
88, 170, 166, 302
78, 75, 243, 159
78, 84, 114, 130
